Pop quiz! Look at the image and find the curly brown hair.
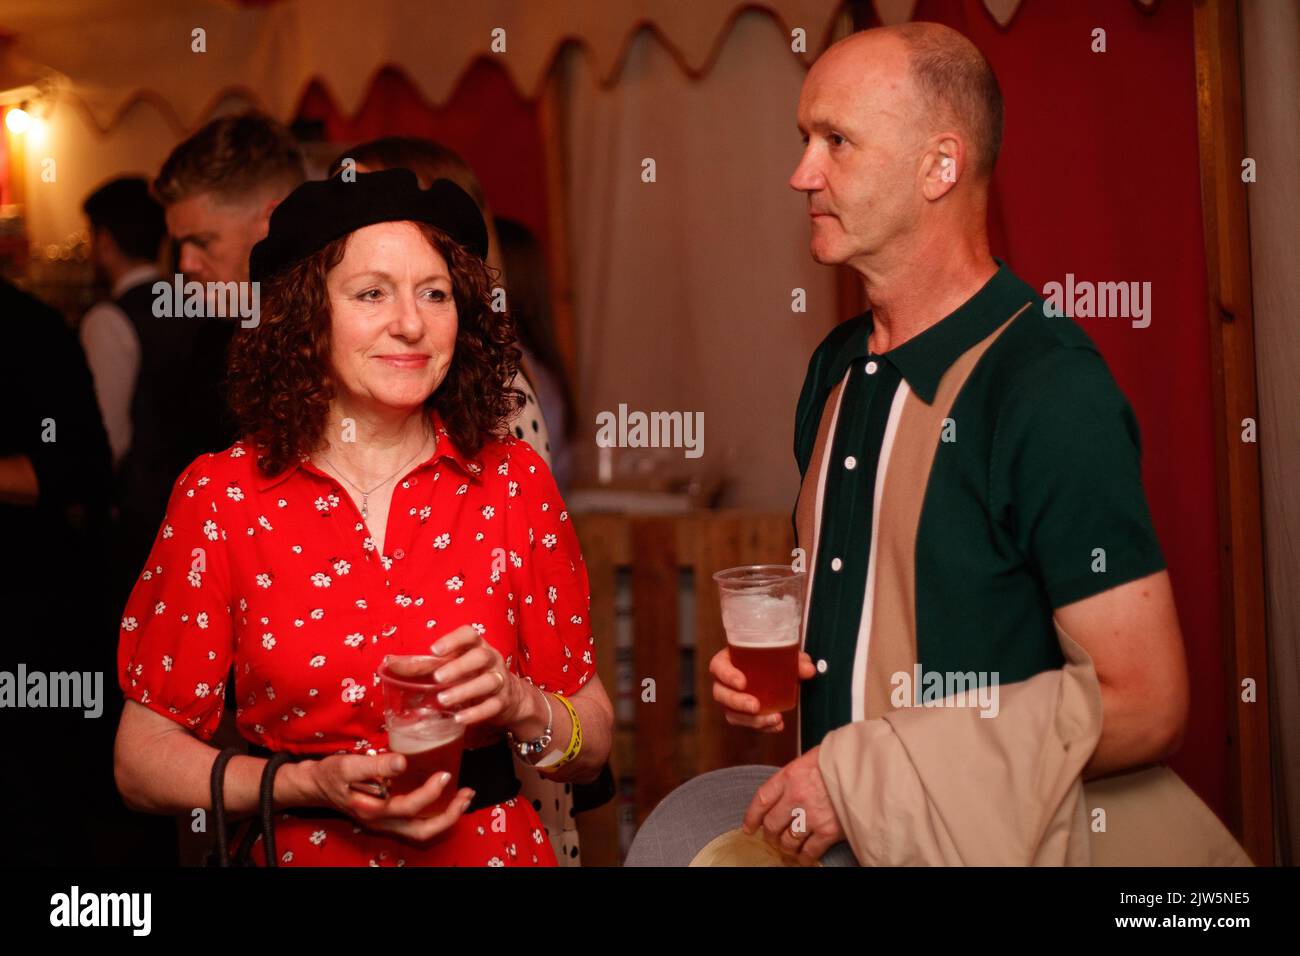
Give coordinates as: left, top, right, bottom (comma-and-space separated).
227, 221, 523, 478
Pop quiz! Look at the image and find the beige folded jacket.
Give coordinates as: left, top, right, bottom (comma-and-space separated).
817, 623, 1253, 867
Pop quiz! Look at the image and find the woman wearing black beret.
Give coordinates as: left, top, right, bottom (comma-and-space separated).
114, 170, 613, 866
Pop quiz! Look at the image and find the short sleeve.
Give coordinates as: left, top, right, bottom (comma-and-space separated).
116, 454, 235, 740
504, 441, 594, 697
992, 347, 1166, 609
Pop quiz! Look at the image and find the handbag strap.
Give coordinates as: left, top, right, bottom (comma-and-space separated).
258, 751, 296, 868
209, 747, 243, 868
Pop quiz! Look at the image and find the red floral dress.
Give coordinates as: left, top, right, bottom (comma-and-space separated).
116, 410, 594, 866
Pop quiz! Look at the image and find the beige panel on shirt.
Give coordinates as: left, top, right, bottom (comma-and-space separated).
863, 307, 1026, 717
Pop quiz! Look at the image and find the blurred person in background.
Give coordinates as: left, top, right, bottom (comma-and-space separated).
495, 216, 575, 493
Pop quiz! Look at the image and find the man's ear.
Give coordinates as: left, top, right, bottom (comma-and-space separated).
921, 133, 964, 200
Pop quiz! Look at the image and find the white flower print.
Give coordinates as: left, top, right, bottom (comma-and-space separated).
356, 599, 367, 609
433, 533, 450, 549
332, 558, 351, 576
256, 573, 272, 589
203, 520, 219, 541
195, 682, 210, 698
418, 505, 431, 521
311, 572, 332, 588
508, 480, 519, 498
294, 619, 304, 628
547, 609, 556, 626
532, 828, 545, 844
277, 498, 288, 508
258, 515, 273, 531
309, 830, 326, 846
487, 857, 504, 867
481, 505, 495, 520
153, 601, 166, 615
475, 532, 484, 542
506, 608, 515, 625
226, 483, 244, 502
344, 633, 365, 648
497, 461, 509, 476
542, 533, 557, 549
197, 612, 209, 629
230, 446, 246, 458
291, 707, 306, 718
560, 510, 569, 522
570, 615, 583, 625
510, 551, 522, 568
292, 545, 303, 554
456, 483, 468, 496
282, 851, 294, 863
262, 633, 276, 650
162, 655, 173, 672
471, 622, 486, 636
309, 655, 326, 668
541, 503, 549, 512
310, 608, 324, 620
445, 576, 463, 591
547, 586, 558, 603
162, 523, 174, 539
395, 592, 412, 608
341, 678, 365, 703
187, 569, 202, 588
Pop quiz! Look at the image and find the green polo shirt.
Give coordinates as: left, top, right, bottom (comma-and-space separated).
792, 260, 1166, 752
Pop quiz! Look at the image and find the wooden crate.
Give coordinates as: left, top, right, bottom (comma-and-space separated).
571, 511, 798, 865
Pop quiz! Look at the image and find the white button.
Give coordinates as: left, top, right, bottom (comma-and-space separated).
865, 360, 879, 375
844, 455, 857, 470
831, 557, 843, 571
816, 659, 828, 674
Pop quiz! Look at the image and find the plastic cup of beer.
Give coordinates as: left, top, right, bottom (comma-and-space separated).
378, 657, 465, 818
712, 565, 805, 715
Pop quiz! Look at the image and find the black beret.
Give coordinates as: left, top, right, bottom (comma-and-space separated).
249, 168, 488, 283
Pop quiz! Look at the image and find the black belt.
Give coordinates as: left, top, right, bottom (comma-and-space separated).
247, 738, 521, 817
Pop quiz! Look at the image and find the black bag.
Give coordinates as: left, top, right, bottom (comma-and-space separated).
205, 747, 296, 867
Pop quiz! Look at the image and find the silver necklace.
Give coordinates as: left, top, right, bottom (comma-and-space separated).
317, 430, 434, 520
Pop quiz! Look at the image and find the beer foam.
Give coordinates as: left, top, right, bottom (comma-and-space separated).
727, 632, 800, 649
387, 714, 462, 754
721, 593, 800, 644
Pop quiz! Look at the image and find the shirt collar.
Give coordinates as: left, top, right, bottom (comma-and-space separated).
826, 258, 1037, 404
253, 408, 484, 493
112, 264, 161, 298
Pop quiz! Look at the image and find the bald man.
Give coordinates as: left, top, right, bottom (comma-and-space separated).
710, 23, 1188, 864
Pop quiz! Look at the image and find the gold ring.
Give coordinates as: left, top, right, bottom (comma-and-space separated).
495, 670, 506, 690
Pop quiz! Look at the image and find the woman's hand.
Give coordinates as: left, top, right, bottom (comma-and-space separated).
427, 624, 530, 728
292, 752, 475, 845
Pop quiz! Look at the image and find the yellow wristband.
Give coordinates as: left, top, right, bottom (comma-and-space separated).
538, 691, 582, 774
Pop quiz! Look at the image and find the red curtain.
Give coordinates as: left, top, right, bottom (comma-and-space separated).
294, 59, 551, 261
908, 0, 1226, 815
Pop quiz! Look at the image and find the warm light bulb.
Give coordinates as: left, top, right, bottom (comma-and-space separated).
5, 108, 31, 134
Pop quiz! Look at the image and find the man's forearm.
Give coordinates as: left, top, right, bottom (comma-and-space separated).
1083, 679, 1183, 780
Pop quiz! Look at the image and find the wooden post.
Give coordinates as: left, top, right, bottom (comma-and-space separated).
1192, 0, 1273, 864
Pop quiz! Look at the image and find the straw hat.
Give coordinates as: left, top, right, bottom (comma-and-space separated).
624, 766, 858, 867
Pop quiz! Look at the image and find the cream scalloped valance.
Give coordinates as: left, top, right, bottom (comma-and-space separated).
0, 0, 845, 133
0, 0, 1163, 133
